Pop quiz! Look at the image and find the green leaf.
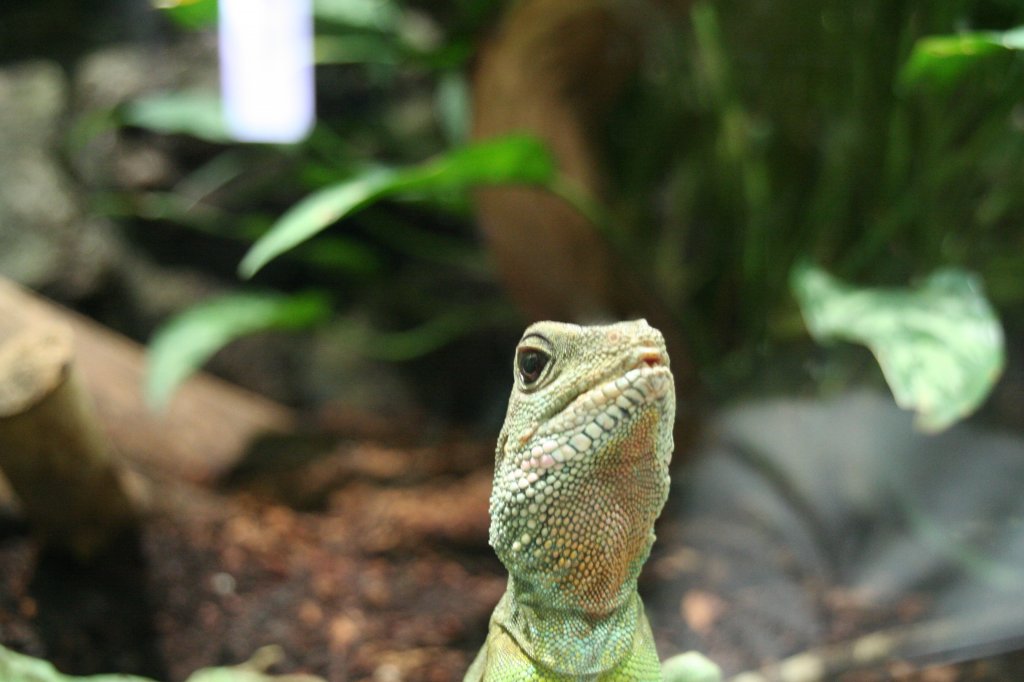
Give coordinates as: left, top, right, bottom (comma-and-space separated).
158, 0, 407, 33
146, 292, 331, 409
155, 0, 218, 29
184, 646, 324, 682
661, 651, 722, 682
314, 35, 402, 65
239, 134, 556, 277
792, 265, 1005, 433
900, 27, 1024, 90
0, 643, 324, 682
122, 91, 230, 143
313, 0, 400, 32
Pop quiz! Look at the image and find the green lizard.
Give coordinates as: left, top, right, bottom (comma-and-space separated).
465, 320, 720, 681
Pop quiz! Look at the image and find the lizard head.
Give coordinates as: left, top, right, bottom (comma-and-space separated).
490, 319, 675, 617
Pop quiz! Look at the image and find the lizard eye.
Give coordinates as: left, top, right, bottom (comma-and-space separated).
517, 347, 550, 385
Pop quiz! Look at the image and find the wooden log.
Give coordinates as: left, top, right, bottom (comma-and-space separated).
0, 277, 294, 485
0, 297, 135, 557
0, 274, 299, 552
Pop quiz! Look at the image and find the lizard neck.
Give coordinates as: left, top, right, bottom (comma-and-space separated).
487, 399, 670, 675
493, 576, 645, 675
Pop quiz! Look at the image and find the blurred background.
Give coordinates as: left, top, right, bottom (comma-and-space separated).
0, 0, 1023, 680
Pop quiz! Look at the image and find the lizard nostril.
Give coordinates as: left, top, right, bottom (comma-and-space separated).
638, 348, 666, 367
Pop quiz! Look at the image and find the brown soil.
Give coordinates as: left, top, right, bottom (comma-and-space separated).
0, 414, 503, 682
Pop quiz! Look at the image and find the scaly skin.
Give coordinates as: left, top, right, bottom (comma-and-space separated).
466, 320, 675, 681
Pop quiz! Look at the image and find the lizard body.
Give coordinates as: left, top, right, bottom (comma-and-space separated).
466, 320, 675, 681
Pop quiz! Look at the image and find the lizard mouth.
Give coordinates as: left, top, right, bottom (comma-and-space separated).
564, 354, 674, 431
519, 361, 673, 469
584, 362, 673, 415
577, 344, 673, 415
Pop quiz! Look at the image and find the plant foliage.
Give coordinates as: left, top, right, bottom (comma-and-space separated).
239, 135, 556, 277
123, 0, 1024, 410
0, 643, 322, 682
901, 25, 1024, 89
793, 265, 1005, 432
146, 291, 331, 409
122, 92, 230, 143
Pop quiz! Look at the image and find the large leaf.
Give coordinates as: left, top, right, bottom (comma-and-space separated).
900, 26, 1024, 89
122, 91, 230, 143
146, 292, 331, 409
792, 265, 1005, 432
239, 134, 556, 277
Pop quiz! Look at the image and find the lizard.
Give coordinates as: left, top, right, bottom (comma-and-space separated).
465, 319, 719, 681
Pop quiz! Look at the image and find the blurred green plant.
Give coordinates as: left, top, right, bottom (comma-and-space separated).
239, 134, 556, 277
123, 91, 229, 143
154, 0, 217, 30
793, 264, 1004, 432
0, 642, 323, 682
901, 25, 1024, 89
599, 2, 1023, 405
661, 652, 723, 682
117, 0, 1024, 418
116, 0, 512, 404
140, 133, 555, 406
146, 291, 331, 408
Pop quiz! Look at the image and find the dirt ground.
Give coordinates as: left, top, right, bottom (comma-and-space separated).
2, 404, 1023, 682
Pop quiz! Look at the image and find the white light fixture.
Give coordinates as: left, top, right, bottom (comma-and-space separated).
218, 0, 315, 143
